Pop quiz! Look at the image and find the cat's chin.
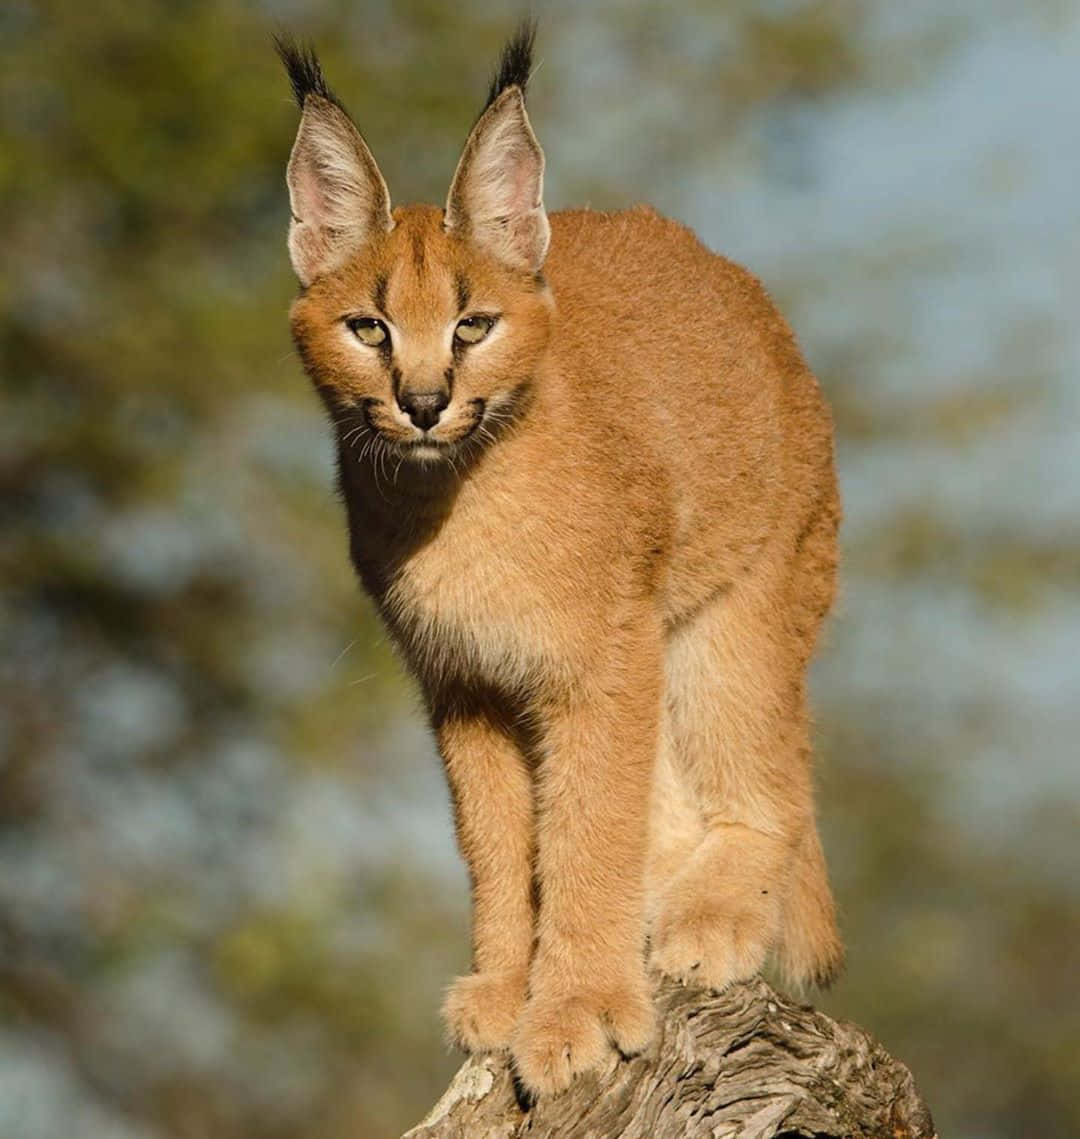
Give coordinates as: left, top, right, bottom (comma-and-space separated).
390, 435, 480, 467
389, 419, 486, 464
398, 442, 453, 464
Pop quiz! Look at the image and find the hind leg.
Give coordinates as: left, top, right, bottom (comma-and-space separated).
651, 820, 788, 988
779, 824, 843, 989
643, 705, 705, 930
650, 574, 840, 991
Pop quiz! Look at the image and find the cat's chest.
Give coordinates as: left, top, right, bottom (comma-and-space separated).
381, 504, 571, 686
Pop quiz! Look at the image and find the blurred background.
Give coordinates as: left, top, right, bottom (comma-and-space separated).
2, 0, 1078, 1136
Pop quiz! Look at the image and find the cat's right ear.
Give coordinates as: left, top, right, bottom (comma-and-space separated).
276, 37, 392, 286
444, 22, 548, 273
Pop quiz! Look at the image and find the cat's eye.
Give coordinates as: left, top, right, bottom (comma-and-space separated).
454, 315, 496, 345
346, 317, 389, 347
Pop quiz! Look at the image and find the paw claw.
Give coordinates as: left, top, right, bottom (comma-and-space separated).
651, 903, 773, 991
511, 980, 654, 1095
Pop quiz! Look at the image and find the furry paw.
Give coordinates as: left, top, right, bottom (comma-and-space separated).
510, 980, 655, 1095
650, 897, 775, 990
442, 970, 527, 1052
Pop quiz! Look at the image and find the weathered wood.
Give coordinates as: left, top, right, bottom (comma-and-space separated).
403, 978, 935, 1139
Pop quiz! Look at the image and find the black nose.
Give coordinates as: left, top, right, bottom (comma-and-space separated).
398, 389, 450, 430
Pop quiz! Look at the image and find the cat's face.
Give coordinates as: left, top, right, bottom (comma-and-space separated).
290, 206, 552, 466
279, 40, 551, 467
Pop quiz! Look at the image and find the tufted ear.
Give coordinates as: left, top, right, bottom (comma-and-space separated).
444, 25, 549, 273
277, 38, 392, 286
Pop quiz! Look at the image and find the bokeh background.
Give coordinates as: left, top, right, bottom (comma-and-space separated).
3, 0, 1078, 1136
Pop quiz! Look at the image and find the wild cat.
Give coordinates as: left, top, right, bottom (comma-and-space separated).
276, 24, 843, 1096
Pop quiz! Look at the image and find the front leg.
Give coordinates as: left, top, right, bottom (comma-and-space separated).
512, 619, 661, 1095
435, 698, 535, 1053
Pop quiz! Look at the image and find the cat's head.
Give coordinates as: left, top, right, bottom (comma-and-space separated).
279, 25, 553, 467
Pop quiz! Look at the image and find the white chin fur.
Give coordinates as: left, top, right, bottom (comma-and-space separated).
401, 444, 447, 463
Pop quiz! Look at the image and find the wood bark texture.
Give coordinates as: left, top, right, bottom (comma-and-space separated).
403, 978, 936, 1139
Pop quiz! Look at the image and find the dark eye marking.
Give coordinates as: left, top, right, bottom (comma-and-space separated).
373, 273, 389, 314
455, 273, 471, 314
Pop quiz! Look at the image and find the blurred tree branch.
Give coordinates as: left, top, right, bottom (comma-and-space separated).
403, 977, 935, 1139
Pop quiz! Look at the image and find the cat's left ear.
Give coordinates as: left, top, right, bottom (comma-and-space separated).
276, 37, 393, 286
444, 26, 549, 273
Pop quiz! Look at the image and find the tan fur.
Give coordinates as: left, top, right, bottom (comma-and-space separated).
284, 59, 843, 1097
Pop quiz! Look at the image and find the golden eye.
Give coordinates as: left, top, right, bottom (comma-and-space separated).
454, 315, 495, 345
346, 317, 389, 347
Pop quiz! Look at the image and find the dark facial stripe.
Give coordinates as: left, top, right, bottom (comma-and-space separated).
373, 272, 389, 314
444, 365, 454, 397
410, 230, 426, 274
455, 272, 471, 313
390, 365, 403, 402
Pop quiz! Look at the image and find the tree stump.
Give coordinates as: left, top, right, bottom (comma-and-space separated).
403, 978, 935, 1138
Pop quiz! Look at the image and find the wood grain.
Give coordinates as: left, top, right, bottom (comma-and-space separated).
403, 978, 936, 1139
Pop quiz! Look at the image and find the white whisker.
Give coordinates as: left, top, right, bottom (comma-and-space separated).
329, 639, 358, 671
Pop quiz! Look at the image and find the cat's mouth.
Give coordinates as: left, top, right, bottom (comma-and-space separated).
343, 397, 494, 465
391, 400, 486, 459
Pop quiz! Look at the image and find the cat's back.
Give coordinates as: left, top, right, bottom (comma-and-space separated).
545, 205, 809, 416
547, 205, 755, 326
545, 206, 836, 612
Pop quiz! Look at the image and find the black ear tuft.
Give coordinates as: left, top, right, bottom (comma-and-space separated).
483, 18, 537, 110
274, 34, 345, 111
